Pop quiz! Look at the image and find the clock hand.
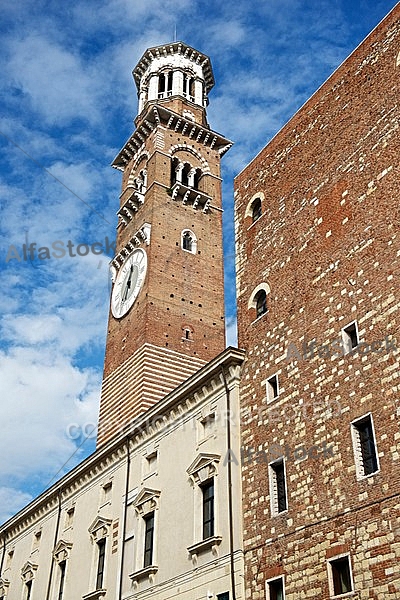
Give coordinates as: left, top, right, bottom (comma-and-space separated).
122, 265, 133, 301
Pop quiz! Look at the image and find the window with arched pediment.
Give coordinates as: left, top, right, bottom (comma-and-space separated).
181, 229, 197, 254
248, 283, 270, 321
245, 192, 265, 224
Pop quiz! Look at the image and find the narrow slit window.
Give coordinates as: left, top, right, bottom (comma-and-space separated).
144, 512, 155, 567
201, 479, 214, 539
25, 581, 32, 600
352, 414, 378, 477
270, 459, 287, 515
58, 561, 66, 600
252, 197, 262, 222
96, 538, 106, 590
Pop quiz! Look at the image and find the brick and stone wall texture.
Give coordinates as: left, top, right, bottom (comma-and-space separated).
234, 5, 400, 598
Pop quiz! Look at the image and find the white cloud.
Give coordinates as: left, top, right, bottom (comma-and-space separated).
4, 35, 100, 125
0, 487, 33, 524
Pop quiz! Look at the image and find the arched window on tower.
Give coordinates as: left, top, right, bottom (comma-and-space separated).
193, 168, 201, 190
181, 230, 197, 254
183, 74, 195, 102
252, 197, 262, 222
158, 71, 173, 98
171, 157, 179, 185
181, 163, 191, 187
255, 289, 267, 317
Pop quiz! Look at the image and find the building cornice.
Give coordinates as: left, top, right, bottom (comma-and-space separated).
133, 42, 214, 92
112, 104, 233, 170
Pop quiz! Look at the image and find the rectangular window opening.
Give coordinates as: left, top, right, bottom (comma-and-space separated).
65, 506, 75, 528
217, 593, 229, 600
201, 413, 216, 437
266, 576, 284, 600
58, 560, 66, 600
352, 414, 378, 477
143, 512, 155, 568
146, 451, 158, 474
201, 479, 214, 539
96, 538, 106, 590
342, 321, 359, 354
329, 555, 353, 596
25, 580, 32, 600
267, 374, 279, 402
270, 460, 287, 515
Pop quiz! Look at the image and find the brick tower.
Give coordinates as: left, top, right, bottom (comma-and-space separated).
98, 42, 232, 446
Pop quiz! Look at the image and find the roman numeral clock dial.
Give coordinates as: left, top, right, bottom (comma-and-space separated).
111, 248, 147, 318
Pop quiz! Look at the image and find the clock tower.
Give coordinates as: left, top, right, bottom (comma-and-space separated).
98, 42, 232, 446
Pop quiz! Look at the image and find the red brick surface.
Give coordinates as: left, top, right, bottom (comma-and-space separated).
235, 6, 400, 598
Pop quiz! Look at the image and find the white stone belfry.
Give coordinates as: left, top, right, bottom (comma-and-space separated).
133, 42, 214, 114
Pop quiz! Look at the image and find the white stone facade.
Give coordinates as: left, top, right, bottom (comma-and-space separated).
0, 348, 245, 600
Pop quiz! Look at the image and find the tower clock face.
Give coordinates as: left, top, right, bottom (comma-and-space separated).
111, 248, 147, 318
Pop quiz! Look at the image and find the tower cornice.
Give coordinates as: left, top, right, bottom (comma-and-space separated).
112, 104, 233, 171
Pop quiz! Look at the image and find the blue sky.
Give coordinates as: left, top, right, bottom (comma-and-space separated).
0, 0, 397, 522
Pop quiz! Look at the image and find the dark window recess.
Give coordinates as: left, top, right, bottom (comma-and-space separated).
96, 538, 106, 590
252, 198, 262, 222
144, 512, 155, 567
58, 561, 66, 600
26, 581, 32, 600
272, 461, 287, 513
331, 556, 353, 595
217, 593, 229, 600
255, 290, 267, 318
343, 321, 358, 353
183, 232, 193, 251
201, 479, 214, 539
267, 374, 279, 400
356, 416, 378, 475
268, 577, 284, 600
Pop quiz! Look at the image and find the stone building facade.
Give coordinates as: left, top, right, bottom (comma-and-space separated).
0, 348, 244, 600
234, 5, 400, 599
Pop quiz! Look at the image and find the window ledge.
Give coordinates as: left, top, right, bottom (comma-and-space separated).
82, 589, 107, 600
129, 565, 158, 584
251, 312, 268, 325
187, 535, 222, 556
356, 469, 380, 481
331, 593, 358, 599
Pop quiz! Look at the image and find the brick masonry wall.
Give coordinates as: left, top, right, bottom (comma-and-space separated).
234, 5, 400, 598
100, 101, 226, 443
